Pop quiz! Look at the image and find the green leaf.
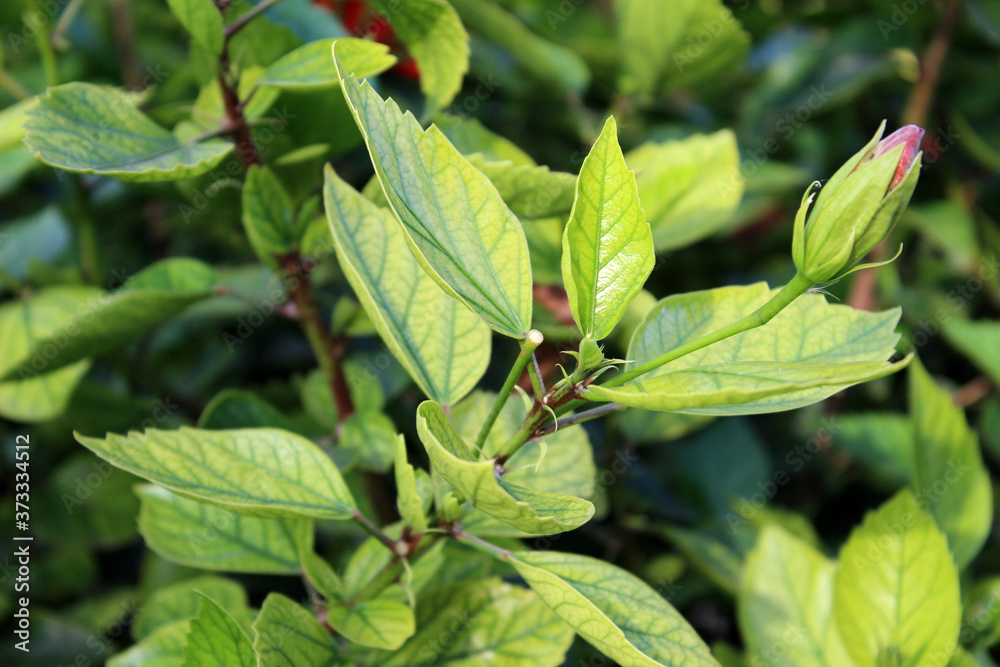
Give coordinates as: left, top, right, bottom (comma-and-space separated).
242, 165, 296, 266
132, 576, 247, 640
0, 96, 35, 151
323, 166, 490, 404
739, 526, 850, 667
340, 411, 397, 473
626, 130, 743, 251
944, 319, 1000, 386
910, 358, 992, 570
962, 577, 1000, 649
180, 596, 255, 667
198, 389, 298, 431
259, 37, 396, 89
253, 593, 348, 666
659, 525, 742, 595
434, 112, 535, 165
136, 484, 311, 574
448, 0, 589, 94
471, 156, 578, 220
24, 83, 233, 182
165, 0, 224, 57
364, 0, 469, 113
0, 206, 70, 284
617, 0, 749, 97
503, 550, 718, 667
417, 400, 594, 535
111, 620, 189, 667
562, 116, 654, 339
447, 389, 598, 536
394, 436, 429, 533
832, 413, 914, 488
361, 578, 574, 666
0, 286, 98, 422
334, 47, 533, 338
76, 427, 356, 520
326, 598, 415, 650
588, 283, 908, 414
0, 258, 217, 382
834, 489, 961, 667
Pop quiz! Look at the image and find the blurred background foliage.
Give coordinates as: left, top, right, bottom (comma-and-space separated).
0, 0, 999, 665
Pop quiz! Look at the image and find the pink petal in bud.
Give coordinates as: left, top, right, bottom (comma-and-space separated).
874, 124, 925, 190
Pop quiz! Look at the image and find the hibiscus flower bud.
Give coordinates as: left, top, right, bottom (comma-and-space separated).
792, 122, 924, 283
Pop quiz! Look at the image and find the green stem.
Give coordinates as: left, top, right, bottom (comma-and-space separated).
351, 510, 398, 553
29, 0, 59, 86
452, 529, 512, 560
601, 272, 815, 390
50, 0, 87, 50
474, 330, 543, 451
224, 0, 285, 40
67, 176, 99, 283
0, 70, 30, 100
495, 377, 579, 460
527, 353, 545, 397
538, 402, 626, 435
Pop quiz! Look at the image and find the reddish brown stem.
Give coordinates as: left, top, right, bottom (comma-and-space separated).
218, 63, 260, 168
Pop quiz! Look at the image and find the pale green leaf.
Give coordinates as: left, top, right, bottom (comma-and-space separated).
562, 116, 653, 339
242, 165, 295, 266
626, 130, 743, 251
471, 156, 578, 221
617, 0, 749, 96
448, 389, 597, 536
166, 0, 224, 57
24, 83, 233, 181
365, 0, 469, 112
449, 0, 589, 93
739, 526, 850, 667
136, 484, 311, 574
944, 319, 1000, 386
588, 283, 908, 414
253, 593, 348, 667
326, 598, 415, 650
361, 578, 574, 667
505, 550, 718, 667
395, 436, 429, 533
76, 427, 356, 520
417, 400, 594, 535
132, 576, 247, 640
259, 37, 396, 89
0, 286, 98, 422
0, 96, 35, 151
323, 166, 490, 404
0, 258, 216, 382
834, 489, 961, 667
335, 47, 533, 338
180, 596, 255, 667
111, 620, 189, 667
910, 358, 992, 570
